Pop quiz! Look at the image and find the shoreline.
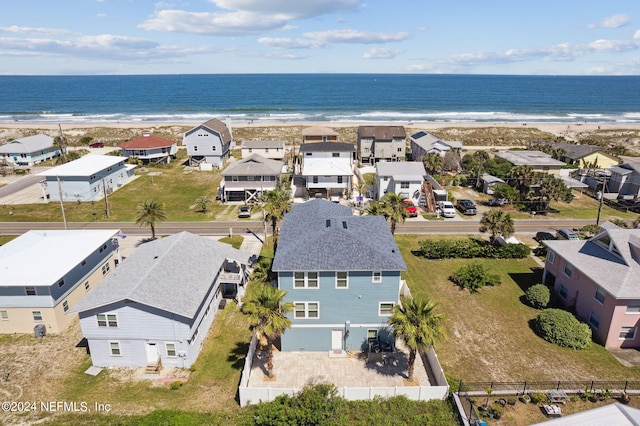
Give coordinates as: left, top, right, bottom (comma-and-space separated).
2, 120, 640, 137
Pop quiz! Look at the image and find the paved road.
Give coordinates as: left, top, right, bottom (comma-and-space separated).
0, 219, 596, 236
0, 173, 48, 198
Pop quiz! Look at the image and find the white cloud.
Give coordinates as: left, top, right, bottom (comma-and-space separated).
634, 29, 640, 39
304, 29, 409, 44
140, 0, 361, 36
258, 37, 324, 49
363, 47, 403, 59
0, 25, 70, 35
588, 13, 631, 29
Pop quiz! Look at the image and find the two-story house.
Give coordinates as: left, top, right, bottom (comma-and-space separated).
493, 150, 565, 175
183, 118, 233, 167
71, 232, 250, 369
241, 140, 286, 160
0, 134, 60, 166
220, 153, 283, 202
301, 126, 339, 144
119, 131, 178, 164
357, 126, 406, 164
608, 163, 640, 200
0, 230, 121, 334
38, 154, 137, 202
543, 222, 640, 348
375, 161, 427, 201
299, 142, 355, 200
272, 199, 407, 352
409, 131, 462, 161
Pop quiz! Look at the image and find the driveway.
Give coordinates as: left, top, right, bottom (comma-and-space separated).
0, 170, 51, 204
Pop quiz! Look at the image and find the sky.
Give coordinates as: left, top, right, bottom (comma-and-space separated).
1, 0, 640, 75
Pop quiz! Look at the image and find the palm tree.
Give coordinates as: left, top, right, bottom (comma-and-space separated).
365, 200, 386, 217
479, 210, 514, 243
242, 284, 294, 378
261, 186, 292, 250
53, 135, 68, 162
380, 192, 408, 235
422, 152, 444, 175
195, 195, 211, 213
508, 165, 536, 197
135, 199, 167, 239
388, 296, 445, 383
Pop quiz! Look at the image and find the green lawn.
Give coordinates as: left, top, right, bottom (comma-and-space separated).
396, 234, 640, 383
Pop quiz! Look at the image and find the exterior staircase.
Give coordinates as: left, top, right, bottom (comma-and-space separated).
421, 181, 437, 213
145, 356, 162, 374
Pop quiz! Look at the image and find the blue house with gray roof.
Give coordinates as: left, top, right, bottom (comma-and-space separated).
72, 232, 250, 369
272, 199, 407, 352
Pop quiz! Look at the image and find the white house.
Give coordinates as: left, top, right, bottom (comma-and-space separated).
0, 230, 121, 334
240, 140, 286, 160
375, 161, 427, 202
299, 142, 355, 200
183, 118, 233, 167
38, 154, 136, 202
409, 131, 462, 161
71, 232, 250, 369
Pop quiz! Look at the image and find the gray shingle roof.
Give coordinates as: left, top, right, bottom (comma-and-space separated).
71, 232, 250, 318
410, 131, 462, 150
545, 222, 640, 298
184, 118, 232, 142
552, 142, 601, 161
272, 199, 407, 272
376, 161, 426, 180
221, 153, 283, 176
357, 125, 406, 140
241, 140, 286, 149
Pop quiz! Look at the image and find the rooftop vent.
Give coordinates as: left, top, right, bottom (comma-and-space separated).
342, 221, 348, 229
326, 219, 331, 227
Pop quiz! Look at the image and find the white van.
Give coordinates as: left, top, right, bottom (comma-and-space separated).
438, 201, 456, 218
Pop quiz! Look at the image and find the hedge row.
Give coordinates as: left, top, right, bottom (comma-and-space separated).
417, 238, 531, 259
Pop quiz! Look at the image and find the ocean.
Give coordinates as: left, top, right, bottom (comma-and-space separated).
0, 74, 639, 124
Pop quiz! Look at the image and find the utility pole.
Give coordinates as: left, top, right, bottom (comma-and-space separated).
596, 175, 606, 225
102, 178, 110, 218
56, 176, 67, 229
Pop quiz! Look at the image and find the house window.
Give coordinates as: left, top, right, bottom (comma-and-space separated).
563, 263, 573, 278
232, 176, 238, 182
397, 147, 402, 152
191, 327, 200, 344
383, 176, 388, 181
313, 176, 318, 184
1, 310, 8, 320
32, 311, 43, 321
620, 327, 637, 340
81, 259, 87, 267
337, 176, 343, 184
265, 148, 269, 153
400, 181, 410, 189
547, 251, 555, 264
367, 329, 378, 339
294, 302, 319, 319
62, 301, 69, 312
58, 279, 65, 287
379, 302, 394, 316
84, 281, 90, 291
372, 272, 382, 283
212, 146, 216, 151
248, 176, 255, 181
194, 146, 198, 152
25, 287, 36, 296
588, 312, 600, 329
594, 287, 606, 304
109, 341, 121, 356
294, 272, 318, 288
102, 262, 110, 275
248, 148, 253, 153
559, 285, 568, 300
165, 343, 177, 357
626, 301, 640, 314
336, 272, 348, 288
97, 314, 118, 327
332, 153, 340, 157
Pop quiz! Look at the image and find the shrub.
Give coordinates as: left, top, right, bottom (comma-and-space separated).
417, 238, 530, 260
450, 263, 501, 292
530, 392, 546, 404
170, 381, 184, 390
535, 309, 592, 349
526, 284, 551, 309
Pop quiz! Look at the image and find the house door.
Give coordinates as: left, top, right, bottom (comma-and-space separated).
145, 343, 158, 364
331, 329, 343, 351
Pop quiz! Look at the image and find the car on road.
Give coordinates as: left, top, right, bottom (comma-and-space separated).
438, 201, 456, 218
89, 142, 104, 148
556, 228, 579, 240
534, 231, 556, 242
403, 199, 418, 217
456, 199, 477, 215
238, 205, 251, 218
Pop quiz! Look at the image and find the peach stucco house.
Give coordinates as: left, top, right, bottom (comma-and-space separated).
543, 222, 640, 349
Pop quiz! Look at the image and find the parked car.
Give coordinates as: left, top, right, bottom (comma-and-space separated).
89, 142, 104, 148
534, 231, 556, 242
438, 201, 456, 218
556, 228, 579, 240
456, 199, 477, 215
403, 199, 418, 217
238, 205, 251, 218
488, 198, 509, 206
